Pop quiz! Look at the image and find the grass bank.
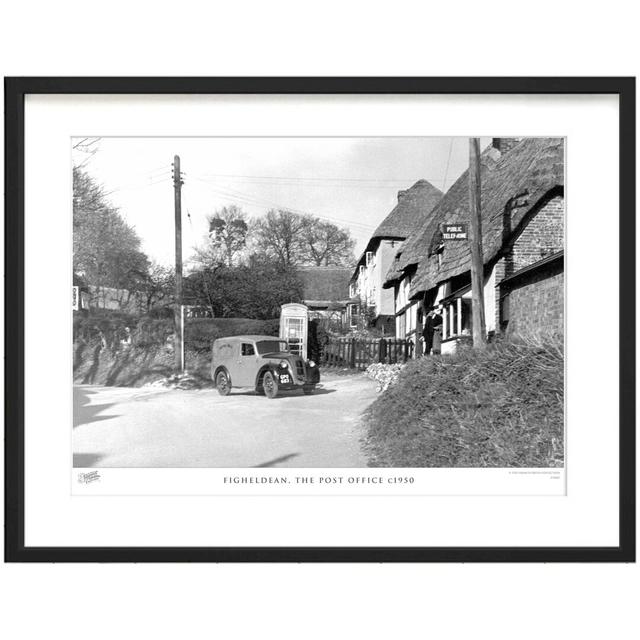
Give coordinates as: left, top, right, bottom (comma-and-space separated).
363, 338, 564, 468
73, 314, 279, 387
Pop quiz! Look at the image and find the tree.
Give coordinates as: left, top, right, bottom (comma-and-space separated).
185, 256, 303, 319
206, 205, 249, 267
252, 209, 355, 267
73, 167, 149, 302
252, 209, 309, 267
300, 218, 356, 266
140, 262, 175, 313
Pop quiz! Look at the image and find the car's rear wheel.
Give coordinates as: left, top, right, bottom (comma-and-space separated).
262, 371, 279, 399
215, 370, 231, 396
303, 385, 315, 395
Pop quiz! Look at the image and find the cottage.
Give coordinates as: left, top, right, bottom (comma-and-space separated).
349, 179, 442, 334
384, 138, 564, 354
297, 266, 355, 329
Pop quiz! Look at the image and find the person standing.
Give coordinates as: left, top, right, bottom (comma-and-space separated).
422, 309, 442, 356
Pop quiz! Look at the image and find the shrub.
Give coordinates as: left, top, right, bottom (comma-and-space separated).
73, 310, 140, 351
185, 318, 279, 352
363, 337, 564, 468
147, 305, 174, 319
73, 310, 280, 354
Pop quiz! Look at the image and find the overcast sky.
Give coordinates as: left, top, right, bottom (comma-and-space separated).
73, 136, 491, 267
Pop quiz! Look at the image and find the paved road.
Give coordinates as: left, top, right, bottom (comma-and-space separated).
73, 375, 378, 468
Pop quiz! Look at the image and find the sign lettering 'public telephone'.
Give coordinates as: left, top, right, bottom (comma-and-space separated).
441, 223, 468, 240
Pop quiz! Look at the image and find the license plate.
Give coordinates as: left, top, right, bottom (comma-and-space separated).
279, 374, 291, 384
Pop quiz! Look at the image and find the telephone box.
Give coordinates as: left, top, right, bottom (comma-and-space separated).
279, 303, 309, 359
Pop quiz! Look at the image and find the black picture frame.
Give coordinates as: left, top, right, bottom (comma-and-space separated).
4, 77, 636, 563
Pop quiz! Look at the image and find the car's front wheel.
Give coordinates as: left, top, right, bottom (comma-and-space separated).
303, 385, 315, 395
215, 370, 231, 396
262, 371, 279, 399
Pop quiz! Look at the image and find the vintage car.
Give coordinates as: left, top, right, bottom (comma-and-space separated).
210, 335, 320, 399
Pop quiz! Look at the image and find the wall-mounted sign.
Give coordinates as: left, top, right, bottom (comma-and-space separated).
441, 223, 468, 240
73, 285, 79, 310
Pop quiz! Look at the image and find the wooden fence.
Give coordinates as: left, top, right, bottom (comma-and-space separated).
320, 337, 414, 369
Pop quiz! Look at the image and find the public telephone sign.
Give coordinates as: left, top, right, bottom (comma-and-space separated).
441, 223, 468, 240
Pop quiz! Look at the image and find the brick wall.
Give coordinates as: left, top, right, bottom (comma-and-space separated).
510, 196, 564, 273
493, 194, 564, 336
504, 266, 564, 338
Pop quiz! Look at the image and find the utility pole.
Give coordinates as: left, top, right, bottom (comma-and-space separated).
172, 155, 185, 372
468, 138, 487, 348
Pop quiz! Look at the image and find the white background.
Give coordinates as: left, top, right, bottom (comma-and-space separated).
25, 94, 606, 548
1, 2, 638, 639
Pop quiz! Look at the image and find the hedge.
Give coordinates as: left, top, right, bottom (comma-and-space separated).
73, 311, 280, 353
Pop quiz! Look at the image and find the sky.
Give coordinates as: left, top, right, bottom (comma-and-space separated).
73, 137, 491, 268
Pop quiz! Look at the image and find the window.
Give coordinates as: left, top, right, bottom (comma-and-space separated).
241, 343, 256, 356
397, 312, 406, 338
442, 297, 472, 341
436, 244, 444, 268
349, 304, 358, 328
407, 306, 415, 333
256, 340, 289, 355
359, 264, 365, 277
366, 251, 374, 266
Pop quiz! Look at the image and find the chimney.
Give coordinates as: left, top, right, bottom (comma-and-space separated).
492, 138, 521, 155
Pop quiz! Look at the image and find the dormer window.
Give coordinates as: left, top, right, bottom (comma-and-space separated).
436, 243, 444, 268
366, 251, 374, 266
359, 265, 365, 277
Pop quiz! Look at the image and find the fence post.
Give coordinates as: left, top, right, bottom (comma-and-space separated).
350, 338, 356, 368
378, 338, 386, 363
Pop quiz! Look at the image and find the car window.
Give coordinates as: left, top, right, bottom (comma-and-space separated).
241, 343, 255, 356
256, 340, 289, 355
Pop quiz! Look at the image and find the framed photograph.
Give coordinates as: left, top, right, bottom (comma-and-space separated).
4, 77, 635, 562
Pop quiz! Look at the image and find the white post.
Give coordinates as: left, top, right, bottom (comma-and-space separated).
180, 304, 185, 372
442, 306, 448, 341
449, 303, 455, 337
457, 297, 462, 336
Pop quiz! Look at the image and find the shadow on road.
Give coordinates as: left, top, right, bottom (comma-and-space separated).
253, 453, 300, 468
231, 387, 337, 399
73, 387, 119, 429
73, 452, 104, 467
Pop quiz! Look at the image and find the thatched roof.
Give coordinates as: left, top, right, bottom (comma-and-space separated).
372, 179, 443, 240
385, 138, 564, 299
351, 179, 442, 280
384, 147, 501, 287
298, 266, 352, 302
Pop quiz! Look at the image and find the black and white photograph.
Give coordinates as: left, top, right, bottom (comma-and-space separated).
5, 74, 634, 567
72, 135, 565, 471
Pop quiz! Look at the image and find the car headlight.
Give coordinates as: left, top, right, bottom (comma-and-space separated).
279, 360, 288, 368
308, 360, 316, 367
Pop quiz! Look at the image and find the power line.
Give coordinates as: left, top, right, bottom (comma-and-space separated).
194, 172, 448, 185
103, 175, 171, 196
441, 138, 455, 191
191, 178, 376, 231
195, 177, 431, 190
